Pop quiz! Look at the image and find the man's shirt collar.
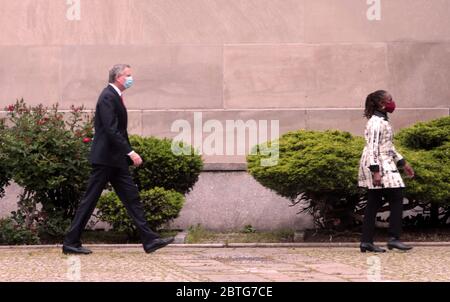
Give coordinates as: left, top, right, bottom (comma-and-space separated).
109, 83, 122, 97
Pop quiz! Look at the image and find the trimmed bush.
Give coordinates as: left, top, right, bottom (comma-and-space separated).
129, 135, 203, 194
95, 135, 202, 235
398, 146, 450, 206
396, 116, 450, 150
247, 130, 365, 229
247, 117, 450, 230
97, 187, 185, 237
395, 116, 450, 225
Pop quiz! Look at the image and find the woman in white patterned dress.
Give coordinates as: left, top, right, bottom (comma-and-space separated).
358, 90, 415, 253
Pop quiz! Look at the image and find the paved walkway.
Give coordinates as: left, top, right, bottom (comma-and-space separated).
0, 245, 449, 282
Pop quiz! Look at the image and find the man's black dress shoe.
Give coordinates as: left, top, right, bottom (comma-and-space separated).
62, 245, 93, 255
360, 242, 386, 253
144, 237, 174, 253
387, 239, 413, 251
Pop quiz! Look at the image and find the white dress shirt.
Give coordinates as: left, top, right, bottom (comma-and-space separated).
108, 83, 136, 157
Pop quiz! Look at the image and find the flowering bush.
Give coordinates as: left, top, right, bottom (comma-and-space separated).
0, 218, 39, 245
0, 119, 11, 199
0, 99, 93, 236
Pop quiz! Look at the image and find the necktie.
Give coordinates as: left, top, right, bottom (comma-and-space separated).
120, 96, 126, 108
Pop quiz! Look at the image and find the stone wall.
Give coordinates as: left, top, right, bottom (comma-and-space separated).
0, 166, 314, 231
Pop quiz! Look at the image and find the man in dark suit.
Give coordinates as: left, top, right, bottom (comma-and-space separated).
63, 64, 174, 254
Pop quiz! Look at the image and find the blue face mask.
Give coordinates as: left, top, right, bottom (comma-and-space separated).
124, 76, 134, 89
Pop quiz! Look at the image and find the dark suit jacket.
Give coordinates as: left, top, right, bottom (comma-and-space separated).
89, 85, 133, 168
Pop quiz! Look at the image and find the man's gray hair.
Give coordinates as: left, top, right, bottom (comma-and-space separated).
109, 64, 131, 83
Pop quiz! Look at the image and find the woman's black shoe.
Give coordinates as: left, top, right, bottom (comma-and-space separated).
360, 242, 386, 253
387, 239, 413, 251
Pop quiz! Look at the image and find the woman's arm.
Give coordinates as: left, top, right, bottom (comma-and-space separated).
392, 145, 405, 167
392, 145, 414, 178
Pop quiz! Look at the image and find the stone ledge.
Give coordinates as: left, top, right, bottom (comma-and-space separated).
173, 230, 188, 244
202, 162, 247, 171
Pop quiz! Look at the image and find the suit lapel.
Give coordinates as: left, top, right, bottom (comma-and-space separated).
106, 85, 128, 128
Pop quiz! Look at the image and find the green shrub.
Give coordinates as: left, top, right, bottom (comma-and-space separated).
242, 224, 256, 234
37, 211, 72, 239
396, 116, 450, 150
248, 117, 450, 229
0, 218, 39, 245
129, 135, 203, 194
97, 187, 185, 237
395, 116, 450, 224
398, 146, 450, 206
186, 224, 216, 244
0, 100, 93, 226
95, 136, 201, 235
247, 130, 365, 229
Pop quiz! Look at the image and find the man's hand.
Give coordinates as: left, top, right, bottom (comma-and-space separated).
372, 172, 382, 187
403, 162, 415, 178
129, 151, 143, 167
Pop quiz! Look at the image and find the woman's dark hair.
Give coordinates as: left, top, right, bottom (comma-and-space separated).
364, 90, 388, 119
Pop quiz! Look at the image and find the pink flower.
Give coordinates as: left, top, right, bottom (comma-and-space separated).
7, 105, 14, 112
83, 137, 92, 143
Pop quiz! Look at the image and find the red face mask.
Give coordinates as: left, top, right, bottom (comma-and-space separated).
384, 101, 396, 113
